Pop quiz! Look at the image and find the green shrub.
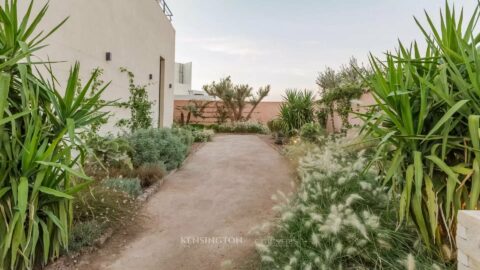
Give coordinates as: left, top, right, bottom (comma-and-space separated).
188, 123, 207, 130
299, 123, 325, 143
128, 128, 189, 170
193, 129, 215, 142
214, 121, 268, 134
135, 163, 167, 188
267, 118, 286, 144
68, 220, 105, 253
172, 127, 194, 147
267, 118, 284, 133
103, 178, 142, 198
85, 134, 133, 179
258, 141, 449, 269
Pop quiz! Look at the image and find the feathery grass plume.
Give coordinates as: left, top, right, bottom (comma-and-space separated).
258, 139, 452, 269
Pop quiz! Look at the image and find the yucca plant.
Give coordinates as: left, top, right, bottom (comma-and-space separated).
0, 1, 109, 269
362, 2, 480, 260
279, 89, 316, 135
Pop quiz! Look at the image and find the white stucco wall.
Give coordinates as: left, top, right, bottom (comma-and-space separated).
17, 0, 176, 132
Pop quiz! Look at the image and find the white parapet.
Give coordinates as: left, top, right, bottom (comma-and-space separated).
457, 211, 480, 270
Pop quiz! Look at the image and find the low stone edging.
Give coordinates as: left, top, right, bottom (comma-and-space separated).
136, 169, 175, 202
45, 170, 173, 270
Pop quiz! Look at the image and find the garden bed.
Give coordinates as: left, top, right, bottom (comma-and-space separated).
45, 141, 208, 269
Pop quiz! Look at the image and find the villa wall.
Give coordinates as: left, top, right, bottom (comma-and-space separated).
174, 100, 282, 124
17, 0, 176, 133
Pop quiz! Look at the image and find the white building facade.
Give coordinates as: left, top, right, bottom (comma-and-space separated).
174, 62, 212, 100
18, 0, 176, 131
174, 62, 193, 96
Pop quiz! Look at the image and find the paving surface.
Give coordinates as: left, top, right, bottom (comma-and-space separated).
78, 135, 294, 270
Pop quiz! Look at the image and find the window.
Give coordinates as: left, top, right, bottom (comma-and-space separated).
179, 64, 184, 84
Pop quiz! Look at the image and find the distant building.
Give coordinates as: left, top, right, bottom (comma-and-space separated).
174, 62, 212, 100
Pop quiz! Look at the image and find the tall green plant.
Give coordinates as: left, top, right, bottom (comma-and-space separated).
279, 89, 315, 134
0, 1, 108, 268
362, 2, 480, 260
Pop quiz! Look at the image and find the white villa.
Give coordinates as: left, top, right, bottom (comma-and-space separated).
18, 0, 177, 131
174, 62, 211, 100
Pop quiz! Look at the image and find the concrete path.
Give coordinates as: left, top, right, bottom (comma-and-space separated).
78, 135, 294, 270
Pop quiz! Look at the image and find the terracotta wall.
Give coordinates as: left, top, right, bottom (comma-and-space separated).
325, 92, 375, 133
174, 100, 283, 124
175, 93, 375, 133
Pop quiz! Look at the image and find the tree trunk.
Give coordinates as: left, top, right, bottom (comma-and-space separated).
180, 112, 185, 125
246, 102, 260, 120
186, 112, 191, 125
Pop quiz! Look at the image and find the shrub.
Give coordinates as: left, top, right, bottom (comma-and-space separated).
135, 163, 167, 188
192, 129, 215, 142
85, 134, 133, 179
363, 2, 480, 256
128, 128, 189, 170
172, 127, 194, 147
0, 1, 110, 268
103, 178, 143, 198
214, 121, 269, 134
74, 186, 138, 228
299, 122, 325, 143
267, 118, 286, 144
267, 118, 284, 133
68, 220, 105, 253
279, 89, 315, 134
258, 141, 449, 269
188, 123, 207, 130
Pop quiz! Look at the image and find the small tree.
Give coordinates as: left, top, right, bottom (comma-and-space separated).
317, 58, 369, 132
203, 76, 270, 122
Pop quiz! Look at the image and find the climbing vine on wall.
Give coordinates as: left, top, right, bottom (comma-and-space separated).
316, 58, 369, 131
116, 67, 154, 132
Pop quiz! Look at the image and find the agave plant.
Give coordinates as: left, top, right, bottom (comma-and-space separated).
362, 2, 480, 260
0, 1, 109, 268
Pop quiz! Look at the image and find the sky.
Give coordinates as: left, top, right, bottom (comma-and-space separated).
168, 0, 477, 101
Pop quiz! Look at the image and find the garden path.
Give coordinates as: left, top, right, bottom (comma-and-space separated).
77, 135, 294, 270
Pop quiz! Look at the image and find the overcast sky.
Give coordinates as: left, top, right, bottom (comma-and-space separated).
168, 0, 477, 101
